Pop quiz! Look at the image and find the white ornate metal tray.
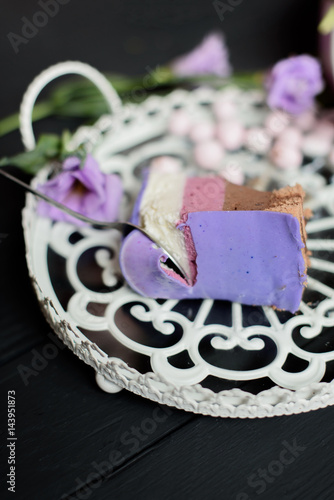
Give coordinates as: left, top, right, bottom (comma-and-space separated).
22, 62, 334, 418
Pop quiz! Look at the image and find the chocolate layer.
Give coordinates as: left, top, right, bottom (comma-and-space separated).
223, 182, 272, 211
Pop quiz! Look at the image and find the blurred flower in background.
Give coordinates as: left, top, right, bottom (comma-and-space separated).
171, 32, 232, 77
266, 55, 324, 115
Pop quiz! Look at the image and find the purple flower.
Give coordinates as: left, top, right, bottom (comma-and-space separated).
37, 154, 122, 225
171, 32, 232, 78
266, 55, 324, 115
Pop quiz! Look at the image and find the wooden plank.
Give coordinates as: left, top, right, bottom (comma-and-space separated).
78, 406, 334, 500
2, 333, 333, 500
0, 340, 194, 500
0, 167, 48, 365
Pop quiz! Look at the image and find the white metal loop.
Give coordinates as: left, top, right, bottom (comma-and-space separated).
19, 61, 122, 151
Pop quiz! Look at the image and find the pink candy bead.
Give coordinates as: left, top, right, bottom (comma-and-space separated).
302, 133, 332, 157
220, 162, 245, 185
189, 121, 215, 143
150, 156, 183, 173
213, 99, 236, 120
194, 140, 225, 170
168, 109, 191, 136
245, 127, 272, 154
313, 120, 334, 141
269, 141, 303, 170
278, 126, 303, 147
294, 110, 316, 132
265, 111, 290, 137
216, 121, 245, 151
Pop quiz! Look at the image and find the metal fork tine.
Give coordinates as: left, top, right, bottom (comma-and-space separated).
0, 168, 192, 286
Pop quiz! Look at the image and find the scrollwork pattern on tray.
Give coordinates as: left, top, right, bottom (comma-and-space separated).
25, 86, 334, 408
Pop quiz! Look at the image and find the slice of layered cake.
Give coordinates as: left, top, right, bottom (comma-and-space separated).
120, 169, 309, 313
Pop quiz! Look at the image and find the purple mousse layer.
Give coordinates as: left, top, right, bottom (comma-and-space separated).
120, 210, 306, 313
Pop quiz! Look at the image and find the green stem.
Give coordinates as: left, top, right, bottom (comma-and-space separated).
0, 101, 54, 137
0, 71, 264, 139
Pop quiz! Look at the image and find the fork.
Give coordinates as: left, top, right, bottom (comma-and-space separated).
0, 168, 192, 286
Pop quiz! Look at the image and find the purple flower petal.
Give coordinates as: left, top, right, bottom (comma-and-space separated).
266, 55, 324, 115
63, 156, 81, 171
37, 155, 123, 225
171, 32, 232, 78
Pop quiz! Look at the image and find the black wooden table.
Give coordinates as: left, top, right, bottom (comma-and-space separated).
1, 1, 334, 499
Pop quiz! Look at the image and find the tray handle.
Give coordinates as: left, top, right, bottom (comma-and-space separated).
19, 61, 122, 151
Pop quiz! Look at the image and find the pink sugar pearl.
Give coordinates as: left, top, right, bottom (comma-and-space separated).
269, 141, 303, 170
294, 110, 315, 132
278, 126, 303, 147
220, 162, 245, 185
265, 111, 290, 137
150, 156, 183, 173
194, 140, 225, 170
313, 120, 334, 141
213, 99, 236, 120
168, 109, 191, 136
216, 121, 245, 151
302, 133, 332, 157
189, 121, 215, 143
245, 127, 272, 154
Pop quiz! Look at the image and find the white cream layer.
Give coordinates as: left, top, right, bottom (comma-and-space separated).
139, 170, 189, 275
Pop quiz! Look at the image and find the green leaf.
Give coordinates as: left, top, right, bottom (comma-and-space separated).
0, 152, 45, 175
0, 70, 264, 142
0, 133, 66, 175
0, 101, 53, 137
